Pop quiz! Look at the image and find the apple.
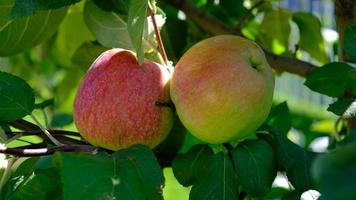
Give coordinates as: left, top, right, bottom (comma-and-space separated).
170, 35, 275, 144
73, 49, 174, 150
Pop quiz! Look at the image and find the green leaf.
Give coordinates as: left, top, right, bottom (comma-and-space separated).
258, 9, 291, 54
127, 0, 148, 64
232, 139, 277, 197
50, 113, 73, 128
0, 2, 67, 56
113, 145, 164, 200
83, 0, 132, 50
190, 153, 239, 200
344, 25, 356, 62
312, 142, 356, 200
327, 99, 354, 116
9, 168, 62, 200
304, 62, 356, 97
0, 0, 13, 31
267, 102, 292, 136
71, 42, 109, 69
258, 131, 317, 192
59, 145, 164, 200
34, 98, 54, 109
11, 0, 79, 18
292, 12, 327, 63
172, 145, 213, 187
0, 71, 35, 121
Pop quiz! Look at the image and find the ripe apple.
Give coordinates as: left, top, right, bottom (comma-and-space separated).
170, 35, 275, 144
73, 49, 174, 150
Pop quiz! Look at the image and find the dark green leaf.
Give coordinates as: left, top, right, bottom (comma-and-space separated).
71, 42, 109, 69
305, 62, 356, 97
0, 0, 13, 31
267, 102, 292, 136
83, 0, 132, 50
0, 71, 35, 121
34, 98, 54, 109
59, 145, 164, 200
190, 153, 239, 200
11, 0, 79, 18
0, 5, 67, 56
258, 131, 317, 192
344, 25, 356, 62
50, 113, 73, 127
258, 9, 291, 54
232, 139, 277, 197
113, 144, 164, 200
312, 142, 356, 200
127, 0, 148, 64
172, 145, 213, 187
93, 0, 128, 14
292, 12, 327, 63
327, 99, 354, 116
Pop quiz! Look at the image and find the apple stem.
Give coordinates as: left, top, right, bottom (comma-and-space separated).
30, 114, 63, 146
148, 1, 169, 67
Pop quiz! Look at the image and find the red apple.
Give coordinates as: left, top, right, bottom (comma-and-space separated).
73, 49, 174, 150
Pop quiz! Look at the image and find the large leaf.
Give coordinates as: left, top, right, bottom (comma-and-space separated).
292, 12, 327, 63
0, 0, 13, 31
305, 62, 356, 97
0, 1, 67, 56
189, 153, 239, 200
59, 145, 164, 200
172, 145, 213, 187
327, 99, 354, 116
11, 0, 79, 18
0, 71, 35, 121
259, 131, 317, 192
232, 139, 277, 197
83, 0, 132, 50
344, 25, 356, 62
127, 0, 149, 64
258, 9, 291, 54
312, 142, 356, 200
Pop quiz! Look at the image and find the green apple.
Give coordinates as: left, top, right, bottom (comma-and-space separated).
170, 35, 275, 144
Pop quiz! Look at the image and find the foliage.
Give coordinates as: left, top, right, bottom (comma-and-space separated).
0, 0, 355, 200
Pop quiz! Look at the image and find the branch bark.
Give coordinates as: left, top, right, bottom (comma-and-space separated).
164, 0, 317, 77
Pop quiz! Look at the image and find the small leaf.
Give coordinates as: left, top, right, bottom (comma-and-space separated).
267, 102, 292, 136
0, 71, 35, 121
258, 9, 291, 54
34, 98, 54, 109
190, 153, 239, 200
127, 0, 148, 64
305, 62, 356, 97
172, 145, 213, 187
232, 139, 277, 197
83, 0, 133, 50
258, 131, 317, 192
71, 42, 109, 69
327, 99, 354, 116
292, 12, 327, 63
11, 0, 79, 18
0, 5, 67, 56
312, 142, 356, 200
344, 25, 356, 62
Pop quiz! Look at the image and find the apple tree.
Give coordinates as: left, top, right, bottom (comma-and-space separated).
0, 0, 355, 199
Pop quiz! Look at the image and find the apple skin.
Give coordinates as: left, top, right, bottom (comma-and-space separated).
170, 35, 275, 144
73, 49, 174, 150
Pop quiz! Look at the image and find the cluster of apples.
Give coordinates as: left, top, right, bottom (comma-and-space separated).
73, 35, 275, 151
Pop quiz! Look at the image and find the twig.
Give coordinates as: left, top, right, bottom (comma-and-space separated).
0, 144, 97, 157
164, 0, 317, 77
30, 114, 63, 146
235, 0, 266, 31
148, 1, 169, 66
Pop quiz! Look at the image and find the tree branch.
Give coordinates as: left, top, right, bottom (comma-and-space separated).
164, 0, 317, 77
